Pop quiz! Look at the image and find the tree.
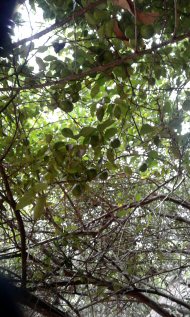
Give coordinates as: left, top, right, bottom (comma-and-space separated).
0, 0, 190, 316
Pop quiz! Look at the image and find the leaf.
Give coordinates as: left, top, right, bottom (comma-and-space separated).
38, 46, 48, 53
113, 20, 128, 41
61, 101, 73, 113
16, 191, 35, 210
104, 128, 118, 139
104, 20, 114, 37
124, 166, 132, 177
44, 55, 57, 61
96, 107, 105, 122
80, 127, 96, 137
112, 0, 159, 25
112, 0, 134, 14
85, 13, 97, 26
34, 196, 46, 221
135, 193, 141, 202
107, 148, 115, 162
53, 42, 66, 53
33, 183, 48, 193
98, 119, 115, 132
137, 11, 159, 25
90, 135, 100, 147
114, 105, 122, 119
35, 57, 46, 71
91, 84, 100, 98
140, 124, 154, 135
62, 128, 74, 138
153, 135, 160, 146
117, 210, 127, 218
148, 150, 158, 159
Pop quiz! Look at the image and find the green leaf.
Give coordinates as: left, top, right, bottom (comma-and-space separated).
124, 166, 132, 177
34, 196, 46, 221
16, 191, 35, 210
98, 119, 115, 132
105, 128, 117, 140
80, 127, 96, 137
107, 148, 115, 162
85, 13, 97, 26
90, 135, 100, 147
117, 210, 127, 218
44, 55, 57, 61
96, 106, 105, 122
153, 135, 160, 146
61, 100, 73, 113
114, 105, 122, 119
35, 57, 46, 70
61, 128, 74, 138
135, 193, 141, 202
140, 124, 154, 135
148, 150, 158, 159
91, 84, 100, 98
33, 182, 48, 193
38, 46, 48, 53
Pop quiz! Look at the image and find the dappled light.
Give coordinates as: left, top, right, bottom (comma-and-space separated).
0, 1, 190, 317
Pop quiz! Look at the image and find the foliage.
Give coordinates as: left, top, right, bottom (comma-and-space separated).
1, 0, 190, 316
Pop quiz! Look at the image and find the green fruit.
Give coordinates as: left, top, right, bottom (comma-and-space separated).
148, 77, 156, 86
140, 25, 154, 39
182, 100, 190, 111
110, 138, 121, 149
72, 184, 84, 197
61, 100, 73, 113
139, 163, 148, 172
99, 170, 108, 180
86, 168, 97, 181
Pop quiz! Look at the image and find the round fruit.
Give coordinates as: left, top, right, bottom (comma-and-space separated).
182, 100, 190, 111
99, 170, 108, 180
72, 184, 84, 197
110, 138, 121, 149
61, 100, 73, 113
139, 163, 148, 172
87, 168, 97, 181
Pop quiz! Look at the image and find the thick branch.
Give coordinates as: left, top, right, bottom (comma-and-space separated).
15, 286, 72, 317
1, 31, 190, 92
127, 291, 175, 317
0, 164, 27, 288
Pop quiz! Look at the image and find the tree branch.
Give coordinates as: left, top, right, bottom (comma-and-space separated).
0, 164, 27, 288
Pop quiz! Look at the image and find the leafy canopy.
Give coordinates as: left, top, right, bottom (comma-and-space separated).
1, 1, 190, 317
